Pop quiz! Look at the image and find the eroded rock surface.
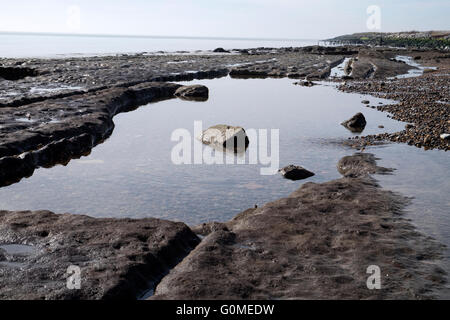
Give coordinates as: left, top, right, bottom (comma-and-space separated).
337, 153, 394, 178
0, 82, 182, 187
0, 210, 200, 300
350, 49, 412, 79
151, 154, 446, 300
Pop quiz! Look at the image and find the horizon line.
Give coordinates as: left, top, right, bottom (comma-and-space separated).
0, 31, 319, 42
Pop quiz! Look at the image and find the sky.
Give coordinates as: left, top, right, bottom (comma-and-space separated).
0, 0, 449, 39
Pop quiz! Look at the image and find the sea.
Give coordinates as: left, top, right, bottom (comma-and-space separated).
0, 32, 318, 58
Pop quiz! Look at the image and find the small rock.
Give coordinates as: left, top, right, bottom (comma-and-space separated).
378, 125, 384, 128
361, 100, 370, 104
174, 85, 209, 101
213, 48, 229, 53
440, 133, 450, 140
341, 113, 367, 133
295, 80, 316, 87
279, 165, 315, 181
405, 124, 414, 130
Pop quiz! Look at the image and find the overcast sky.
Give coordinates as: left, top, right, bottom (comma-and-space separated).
1, 0, 449, 39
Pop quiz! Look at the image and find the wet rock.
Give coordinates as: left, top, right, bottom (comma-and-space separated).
0, 210, 200, 300
294, 80, 316, 87
341, 112, 367, 132
200, 125, 249, 151
213, 48, 230, 53
405, 124, 414, 130
306, 66, 332, 80
191, 222, 229, 236
229, 68, 269, 78
362, 100, 370, 104
279, 165, 315, 181
337, 153, 393, 178
350, 51, 412, 79
174, 85, 209, 101
0, 66, 38, 80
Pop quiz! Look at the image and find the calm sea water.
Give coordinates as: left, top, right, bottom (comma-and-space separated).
0, 33, 318, 58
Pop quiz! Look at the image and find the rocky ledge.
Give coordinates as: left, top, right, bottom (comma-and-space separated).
151, 154, 446, 300
0, 82, 210, 187
0, 210, 200, 299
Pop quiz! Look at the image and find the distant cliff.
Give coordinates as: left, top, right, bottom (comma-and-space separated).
324, 31, 450, 49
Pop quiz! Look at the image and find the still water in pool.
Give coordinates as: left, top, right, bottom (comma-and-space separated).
0, 78, 447, 246
1, 76, 449, 296
0, 78, 404, 222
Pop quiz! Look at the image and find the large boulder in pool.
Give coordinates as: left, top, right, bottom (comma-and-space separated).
279, 165, 315, 181
174, 85, 209, 101
200, 125, 249, 152
341, 112, 367, 133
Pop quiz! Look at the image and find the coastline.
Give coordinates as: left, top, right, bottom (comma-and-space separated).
0, 45, 449, 299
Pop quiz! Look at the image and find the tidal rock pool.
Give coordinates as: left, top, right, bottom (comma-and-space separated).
0, 77, 404, 222
0, 76, 449, 293
0, 77, 447, 243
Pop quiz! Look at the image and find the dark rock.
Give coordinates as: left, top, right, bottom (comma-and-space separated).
0, 210, 200, 300
0, 66, 38, 80
174, 85, 209, 101
362, 100, 370, 104
213, 48, 230, 53
191, 222, 229, 236
229, 68, 269, 78
350, 50, 412, 79
306, 66, 332, 80
337, 153, 393, 178
341, 112, 367, 132
294, 80, 316, 87
279, 165, 315, 181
